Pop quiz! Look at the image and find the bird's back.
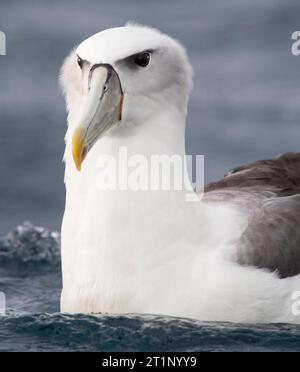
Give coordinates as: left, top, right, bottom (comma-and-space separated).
204, 152, 300, 278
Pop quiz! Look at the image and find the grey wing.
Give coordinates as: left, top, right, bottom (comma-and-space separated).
204, 152, 300, 278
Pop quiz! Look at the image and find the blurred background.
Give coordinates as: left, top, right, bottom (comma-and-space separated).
0, 0, 299, 234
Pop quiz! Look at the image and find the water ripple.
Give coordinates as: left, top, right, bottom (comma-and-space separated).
1, 312, 300, 352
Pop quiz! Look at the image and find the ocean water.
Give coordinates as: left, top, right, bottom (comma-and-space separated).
1, 0, 300, 351
0, 222, 300, 352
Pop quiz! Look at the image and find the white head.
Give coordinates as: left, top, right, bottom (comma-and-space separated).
60, 24, 193, 170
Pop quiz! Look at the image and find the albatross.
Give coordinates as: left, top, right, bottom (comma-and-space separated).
60, 24, 300, 323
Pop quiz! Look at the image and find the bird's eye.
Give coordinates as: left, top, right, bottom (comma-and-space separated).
77, 56, 83, 69
134, 52, 151, 67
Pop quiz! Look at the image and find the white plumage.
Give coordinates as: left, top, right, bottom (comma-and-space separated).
60, 24, 300, 323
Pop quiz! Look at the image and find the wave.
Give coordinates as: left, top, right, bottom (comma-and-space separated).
1, 312, 300, 352
0, 222, 60, 268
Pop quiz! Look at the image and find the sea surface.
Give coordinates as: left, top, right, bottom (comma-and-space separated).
1, 0, 300, 351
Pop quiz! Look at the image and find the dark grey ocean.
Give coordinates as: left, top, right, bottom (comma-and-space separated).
0, 0, 300, 351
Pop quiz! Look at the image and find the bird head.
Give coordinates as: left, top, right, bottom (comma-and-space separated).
60, 24, 193, 171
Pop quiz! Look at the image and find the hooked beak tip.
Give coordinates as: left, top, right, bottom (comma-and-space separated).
72, 128, 84, 171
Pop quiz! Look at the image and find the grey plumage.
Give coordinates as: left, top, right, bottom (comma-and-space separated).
204, 152, 300, 278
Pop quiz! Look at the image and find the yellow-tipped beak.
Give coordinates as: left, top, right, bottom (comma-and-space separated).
70, 64, 123, 172
72, 128, 85, 171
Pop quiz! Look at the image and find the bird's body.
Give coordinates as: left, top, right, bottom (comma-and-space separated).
60, 24, 300, 323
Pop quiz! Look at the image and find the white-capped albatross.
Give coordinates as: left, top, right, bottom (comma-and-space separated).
60, 24, 300, 323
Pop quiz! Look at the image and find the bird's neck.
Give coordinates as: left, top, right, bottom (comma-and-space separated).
63, 108, 205, 251
64, 107, 189, 186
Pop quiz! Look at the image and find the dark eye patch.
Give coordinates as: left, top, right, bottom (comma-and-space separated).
134, 52, 151, 67
116, 49, 153, 70
77, 57, 83, 69
77, 55, 85, 69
